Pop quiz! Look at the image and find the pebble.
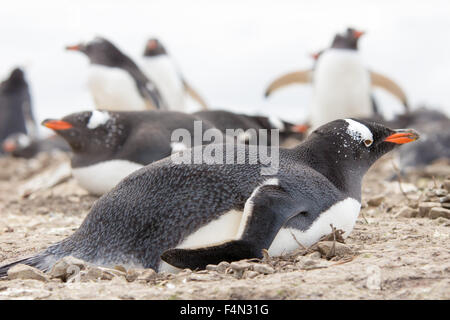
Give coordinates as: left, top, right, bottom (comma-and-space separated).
299, 258, 327, 270
394, 206, 417, 218
317, 241, 353, 258
367, 195, 385, 207
443, 180, 450, 192
253, 264, 275, 274
429, 207, 450, 219
244, 270, 259, 279
216, 261, 230, 273
434, 189, 448, 197
48, 256, 87, 281
205, 264, 218, 272
126, 268, 157, 282
230, 261, 252, 272
7, 264, 49, 282
418, 202, 441, 217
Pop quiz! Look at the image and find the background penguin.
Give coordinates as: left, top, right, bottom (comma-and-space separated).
193, 109, 308, 145
264, 28, 409, 130
41, 110, 217, 195
141, 38, 209, 112
66, 37, 167, 111
0, 68, 37, 154
2, 132, 70, 159
387, 107, 450, 170
0, 118, 419, 275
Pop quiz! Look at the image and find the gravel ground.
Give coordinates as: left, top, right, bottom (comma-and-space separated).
0, 151, 449, 300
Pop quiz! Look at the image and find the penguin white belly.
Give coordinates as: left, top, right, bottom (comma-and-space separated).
87, 65, 147, 111
268, 197, 361, 256
141, 56, 186, 111
72, 160, 144, 195
310, 50, 371, 130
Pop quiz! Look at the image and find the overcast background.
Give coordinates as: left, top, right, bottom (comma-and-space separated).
1, 0, 449, 136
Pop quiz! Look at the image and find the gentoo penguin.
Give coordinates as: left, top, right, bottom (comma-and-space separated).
66, 37, 167, 111
265, 28, 409, 130
141, 38, 208, 112
0, 118, 419, 275
193, 109, 308, 145
0, 68, 37, 153
2, 132, 70, 159
387, 107, 450, 169
41, 110, 216, 195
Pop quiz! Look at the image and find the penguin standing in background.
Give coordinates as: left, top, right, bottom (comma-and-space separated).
141, 38, 208, 112
66, 37, 167, 111
0, 118, 419, 275
265, 28, 409, 130
193, 109, 308, 145
41, 110, 217, 195
0, 68, 37, 152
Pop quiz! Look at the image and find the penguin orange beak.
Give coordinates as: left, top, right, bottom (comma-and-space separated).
42, 119, 73, 131
2, 140, 16, 152
384, 129, 419, 144
292, 124, 310, 133
353, 30, 365, 39
65, 44, 81, 51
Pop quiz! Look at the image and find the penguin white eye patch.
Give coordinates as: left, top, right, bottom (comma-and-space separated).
344, 119, 374, 144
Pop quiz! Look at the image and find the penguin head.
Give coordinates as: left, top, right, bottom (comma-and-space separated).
143, 38, 168, 57
66, 37, 125, 66
1, 68, 27, 92
41, 110, 127, 154
331, 28, 365, 50
309, 118, 419, 169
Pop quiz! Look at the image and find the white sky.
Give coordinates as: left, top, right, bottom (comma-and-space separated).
1, 0, 449, 135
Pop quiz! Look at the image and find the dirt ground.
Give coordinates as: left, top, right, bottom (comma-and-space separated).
0, 151, 449, 300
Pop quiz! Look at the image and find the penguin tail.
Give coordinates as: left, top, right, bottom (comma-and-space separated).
0, 251, 57, 278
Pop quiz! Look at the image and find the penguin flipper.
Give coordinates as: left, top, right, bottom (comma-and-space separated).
370, 71, 409, 112
183, 80, 209, 110
139, 81, 168, 110
264, 70, 312, 98
161, 185, 305, 270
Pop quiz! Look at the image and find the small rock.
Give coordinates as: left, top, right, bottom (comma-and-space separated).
253, 264, 275, 274
49, 256, 87, 281
440, 195, 450, 203
216, 261, 230, 273
306, 251, 322, 260
367, 195, 385, 207
299, 258, 320, 270
418, 202, 441, 217
434, 189, 448, 197
394, 206, 417, 218
188, 273, 218, 281
81, 267, 106, 281
205, 264, 218, 271
429, 207, 450, 219
230, 261, 252, 272
317, 241, 353, 258
126, 268, 156, 282
114, 265, 127, 273
7, 264, 48, 282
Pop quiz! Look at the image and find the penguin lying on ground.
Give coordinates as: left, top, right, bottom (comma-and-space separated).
141, 38, 208, 112
0, 68, 37, 154
41, 110, 217, 195
66, 37, 167, 111
0, 118, 419, 275
387, 107, 450, 169
2, 133, 70, 159
265, 28, 409, 130
193, 110, 308, 145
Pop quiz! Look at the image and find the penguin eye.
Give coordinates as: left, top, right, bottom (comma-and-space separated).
363, 139, 373, 147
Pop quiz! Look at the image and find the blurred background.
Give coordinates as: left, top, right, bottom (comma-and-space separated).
1, 0, 449, 136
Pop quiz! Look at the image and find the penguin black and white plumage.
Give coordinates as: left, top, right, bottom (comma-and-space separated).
41, 110, 217, 195
66, 37, 167, 111
141, 38, 208, 112
0, 68, 37, 153
0, 118, 419, 275
193, 110, 308, 145
265, 28, 409, 130
2, 133, 70, 159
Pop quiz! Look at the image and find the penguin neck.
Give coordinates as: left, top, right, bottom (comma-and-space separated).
293, 137, 367, 199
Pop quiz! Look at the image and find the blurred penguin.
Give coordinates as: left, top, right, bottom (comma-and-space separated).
265, 28, 409, 130
141, 38, 208, 112
0, 68, 37, 154
66, 37, 167, 111
2, 132, 70, 159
